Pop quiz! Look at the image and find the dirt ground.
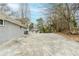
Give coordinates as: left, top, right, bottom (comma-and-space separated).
58, 33, 79, 42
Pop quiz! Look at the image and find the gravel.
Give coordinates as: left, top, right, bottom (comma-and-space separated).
0, 33, 79, 56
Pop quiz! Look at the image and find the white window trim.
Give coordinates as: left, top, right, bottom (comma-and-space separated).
0, 20, 4, 27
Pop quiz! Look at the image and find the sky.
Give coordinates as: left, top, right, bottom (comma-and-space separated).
8, 3, 49, 23
28, 3, 49, 23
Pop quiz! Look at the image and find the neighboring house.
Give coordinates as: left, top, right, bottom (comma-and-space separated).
0, 12, 27, 43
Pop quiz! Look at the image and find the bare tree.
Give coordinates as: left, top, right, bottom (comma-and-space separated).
45, 3, 77, 33
18, 3, 31, 29
0, 3, 11, 15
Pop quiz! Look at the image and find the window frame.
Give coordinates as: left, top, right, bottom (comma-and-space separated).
0, 19, 4, 26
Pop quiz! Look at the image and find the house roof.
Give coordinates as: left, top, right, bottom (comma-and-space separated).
0, 12, 27, 28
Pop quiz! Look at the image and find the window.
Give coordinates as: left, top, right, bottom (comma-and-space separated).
0, 19, 4, 26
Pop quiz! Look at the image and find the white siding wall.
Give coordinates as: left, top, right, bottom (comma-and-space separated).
0, 20, 26, 43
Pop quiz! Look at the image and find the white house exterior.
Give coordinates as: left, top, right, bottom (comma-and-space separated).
0, 13, 27, 43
